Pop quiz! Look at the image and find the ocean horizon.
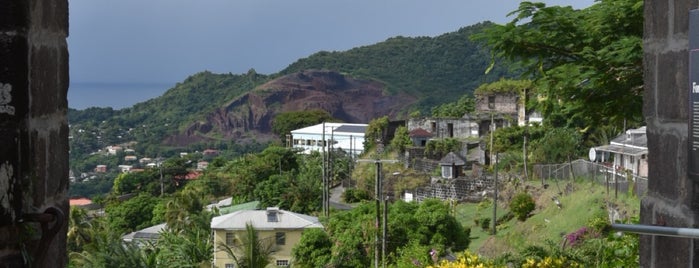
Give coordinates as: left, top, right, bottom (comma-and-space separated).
68, 82, 173, 110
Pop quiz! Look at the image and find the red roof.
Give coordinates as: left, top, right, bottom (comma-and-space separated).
69, 198, 93, 206
409, 128, 433, 138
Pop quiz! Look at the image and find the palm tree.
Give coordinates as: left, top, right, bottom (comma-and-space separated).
67, 207, 92, 252
217, 223, 275, 268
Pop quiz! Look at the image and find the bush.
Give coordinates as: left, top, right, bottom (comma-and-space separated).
480, 218, 491, 231
510, 192, 536, 221
342, 188, 371, 203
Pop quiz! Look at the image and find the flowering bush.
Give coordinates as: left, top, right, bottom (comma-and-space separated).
428, 251, 499, 268
522, 256, 582, 268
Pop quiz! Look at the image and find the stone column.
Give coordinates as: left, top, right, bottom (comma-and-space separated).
642, 0, 699, 267
0, 1, 69, 267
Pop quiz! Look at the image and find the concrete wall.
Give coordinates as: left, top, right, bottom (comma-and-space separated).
642, 0, 699, 266
0, 1, 69, 267
406, 117, 479, 139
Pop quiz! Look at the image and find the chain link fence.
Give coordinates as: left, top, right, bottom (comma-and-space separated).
533, 159, 647, 197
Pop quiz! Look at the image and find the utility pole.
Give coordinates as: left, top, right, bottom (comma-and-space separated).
357, 146, 398, 268
322, 122, 327, 217
492, 154, 498, 235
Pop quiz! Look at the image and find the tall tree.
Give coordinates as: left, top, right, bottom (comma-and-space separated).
474, 0, 643, 131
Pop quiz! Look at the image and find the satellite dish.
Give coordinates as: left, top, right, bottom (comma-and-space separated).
589, 148, 598, 162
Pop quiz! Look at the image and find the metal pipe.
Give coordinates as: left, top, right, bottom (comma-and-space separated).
612, 223, 699, 238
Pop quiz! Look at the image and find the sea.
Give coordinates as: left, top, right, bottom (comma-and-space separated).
68, 82, 173, 110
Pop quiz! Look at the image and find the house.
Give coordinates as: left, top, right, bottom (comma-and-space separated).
122, 223, 167, 243
591, 126, 648, 178
439, 152, 467, 179
210, 207, 323, 267
106, 145, 123, 155
203, 149, 220, 157
94, 164, 107, 173
124, 155, 137, 162
197, 161, 209, 170
409, 128, 433, 147
290, 122, 367, 157
118, 165, 133, 173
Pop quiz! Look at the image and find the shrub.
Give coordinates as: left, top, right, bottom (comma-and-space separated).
510, 192, 536, 221
342, 188, 371, 203
480, 218, 491, 231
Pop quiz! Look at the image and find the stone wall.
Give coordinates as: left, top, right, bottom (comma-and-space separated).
0, 1, 69, 267
642, 0, 699, 266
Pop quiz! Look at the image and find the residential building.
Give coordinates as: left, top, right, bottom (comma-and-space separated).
197, 161, 209, 170
290, 122, 367, 157
407, 118, 479, 140
210, 207, 323, 267
107, 145, 123, 155
94, 164, 107, 173
591, 126, 648, 178
124, 155, 137, 162
440, 152, 467, 179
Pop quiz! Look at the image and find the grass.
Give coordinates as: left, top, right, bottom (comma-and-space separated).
453, 178, 640, 258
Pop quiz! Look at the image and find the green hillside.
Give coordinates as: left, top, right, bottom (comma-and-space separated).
281, 22, 512, 111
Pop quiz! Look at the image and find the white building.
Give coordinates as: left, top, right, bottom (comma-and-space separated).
290, 122, 367, 157
591, 126, 648, 178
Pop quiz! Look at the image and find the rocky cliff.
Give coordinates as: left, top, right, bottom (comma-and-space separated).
164, 70, 416, 145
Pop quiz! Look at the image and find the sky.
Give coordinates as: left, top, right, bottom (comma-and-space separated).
67, 0, 594, 109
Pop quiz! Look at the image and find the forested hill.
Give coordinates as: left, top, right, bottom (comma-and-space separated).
69, 21, 514, 155
280, 21, 510, 109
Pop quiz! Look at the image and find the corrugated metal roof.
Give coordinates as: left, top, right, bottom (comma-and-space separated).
439, 152, 467, 166
334, 125, 366, 134
594, 144, 648, 157
211, 208, 323, 230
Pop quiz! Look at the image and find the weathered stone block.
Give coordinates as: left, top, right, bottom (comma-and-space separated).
644, 0, 668, 40
647, 130, 683, 198
643, 52, 657, 119
657, 50, 688, 121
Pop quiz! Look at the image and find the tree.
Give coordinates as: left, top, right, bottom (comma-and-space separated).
291, 228, 332, 268
474, 0, 643, 133
271, 110, 337, 138
105, 193, 159, 234
431, 94, 476, 118
390, 126, 413, 153
217, 223, 275, 268
68, 207, 92, 253
531, 127, 582, 163
365, 116, 389, 151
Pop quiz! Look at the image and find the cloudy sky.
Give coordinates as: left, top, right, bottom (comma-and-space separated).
68, 0, 594, 85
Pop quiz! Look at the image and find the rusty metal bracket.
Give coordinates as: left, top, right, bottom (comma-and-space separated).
19, 206, 65, 267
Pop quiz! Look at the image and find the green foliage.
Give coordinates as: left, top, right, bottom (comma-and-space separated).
480, 217, 492, 232
474, 78, 533, 95
105, 193, 160, 234
342, 188, 372, 203
217, 223, 275, 268
282, 22, 513, 113
431, 94, 476, 118
530, 127, 582, 163
473, 0, 644, 134
425, 138, 461, 158
390, 126, 413, 153
320, 199, 469, 267
271, 110, 338, 137
509, 192, 536, 221
365, 116, 390, 150
156, 229, 213, 268
291, 228, 332, 268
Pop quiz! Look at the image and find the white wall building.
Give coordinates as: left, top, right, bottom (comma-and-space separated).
290, 122, 367, 157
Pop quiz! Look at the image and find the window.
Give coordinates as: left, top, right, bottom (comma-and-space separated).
276, 260, 290, 267
267, 211, 278, 222
488, 96, 496, 109
447, 123, 454, 138
225, 232, 235, 246
430, 122, 436, 133
275, 232, 286, 245
225, 263, 235, 268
